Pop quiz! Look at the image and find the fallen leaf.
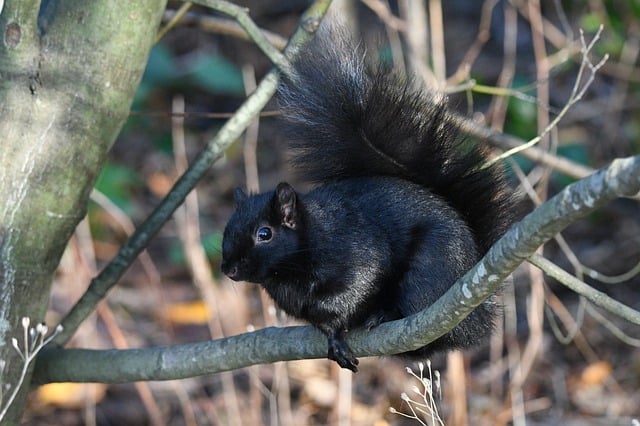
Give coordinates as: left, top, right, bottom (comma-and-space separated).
147, 172, 175, 198
36, 383, 107, 409
162, 300, 212, 325
580, 361, 612, 386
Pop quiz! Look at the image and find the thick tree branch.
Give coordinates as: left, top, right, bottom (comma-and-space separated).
34, 155, 640, 383
52, 0, 333, 347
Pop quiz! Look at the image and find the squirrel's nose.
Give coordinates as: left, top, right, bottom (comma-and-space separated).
222, 263, 239, 281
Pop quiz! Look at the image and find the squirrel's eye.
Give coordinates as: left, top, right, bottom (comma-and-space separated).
256, 226, 273, 242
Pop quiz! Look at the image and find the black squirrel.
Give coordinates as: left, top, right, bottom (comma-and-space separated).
220, 26, 514, 372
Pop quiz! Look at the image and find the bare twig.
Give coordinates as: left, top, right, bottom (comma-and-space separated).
171, 94, 244, 426
428, 0, 446, 83
543, 289, 597, 360
457, 117, 596, 179
582, 259, 640, 284
53, 0, 334, 347
361, 0, 406, 32
489, 1, 517, 130
447, 0, 500, 86
445, 352, 467, 426
510, 0, 572, 49
528, 254, 640, 326
189, 0, 290, 73
90, 189, 162, 288
161, 10, 288, 50
242, 65, 261, 193
156, 2, 192, 43
487, 26, 609, 167
400, 0, 438, 89
585, 304, 640, 347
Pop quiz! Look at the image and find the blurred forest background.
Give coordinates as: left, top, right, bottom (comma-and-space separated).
22, 0, 640, 425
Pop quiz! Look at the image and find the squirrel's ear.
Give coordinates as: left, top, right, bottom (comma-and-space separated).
275, 182, 298, 229
233, 187, 247, 205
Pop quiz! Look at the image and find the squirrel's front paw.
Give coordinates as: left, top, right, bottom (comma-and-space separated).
364, 312, 388, 331
328, 338, 359, 372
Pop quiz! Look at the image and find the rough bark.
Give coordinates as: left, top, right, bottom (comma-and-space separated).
0, 1, 166, 423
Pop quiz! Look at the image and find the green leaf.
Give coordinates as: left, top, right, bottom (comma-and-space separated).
504, 94, 538, 141
168, 232, 223, 267
580, 12, 603, 33
202, 232, 223, 259
142, 44, 178, 86
133, 44, 178, 105
188, 55, 244, 96
94, 162, 142, 214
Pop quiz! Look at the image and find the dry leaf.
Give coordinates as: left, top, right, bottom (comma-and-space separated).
161, 300, 212, 325
147, 172, 174, 198
580, 361, 612, 386
36, 383, 107, 409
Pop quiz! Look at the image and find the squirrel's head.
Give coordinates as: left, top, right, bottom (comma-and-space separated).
220, 182, 307, 283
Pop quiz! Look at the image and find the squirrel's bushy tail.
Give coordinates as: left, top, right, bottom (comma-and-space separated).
278, 25, 514, 252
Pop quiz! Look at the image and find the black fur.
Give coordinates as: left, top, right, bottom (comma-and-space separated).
221, 26, 514, 372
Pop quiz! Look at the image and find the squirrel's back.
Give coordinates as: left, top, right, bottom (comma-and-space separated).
278, 25, 513, 253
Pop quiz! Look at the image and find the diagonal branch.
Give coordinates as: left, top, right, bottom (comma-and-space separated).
189, 0, 290, 73
160, 10, 288, 50
35, 155, 640, 383
528, 253, 640, 325
52, 0, 334, 347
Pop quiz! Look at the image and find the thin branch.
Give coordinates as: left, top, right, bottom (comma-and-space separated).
156, 2, 192, 43
487, 26, 608, 167
162, 10, 287, 50
128, 110, 280, 119
428, 0, 446, 82
463, 82, 558, 114
171, 94, 244, 426
361, 0, 406, 32
510, 0, 573, 49
89, 189, 162, 288
34, 155, 640, 383
583, 259, 640, 284
189, 0, 290, 73
544, 289, 595, 357
446, 0, 499, 86
585, 303, 640, 347
528, 254, 640, 325
456, 117, 595, 179
242, 65, 261, 193
400, 0, 438, 89
52, 0, 334, 347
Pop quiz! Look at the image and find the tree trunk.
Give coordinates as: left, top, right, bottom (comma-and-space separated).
0, 1, 166, 423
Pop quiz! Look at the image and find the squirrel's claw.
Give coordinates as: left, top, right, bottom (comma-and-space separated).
328, 336, 359, 372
